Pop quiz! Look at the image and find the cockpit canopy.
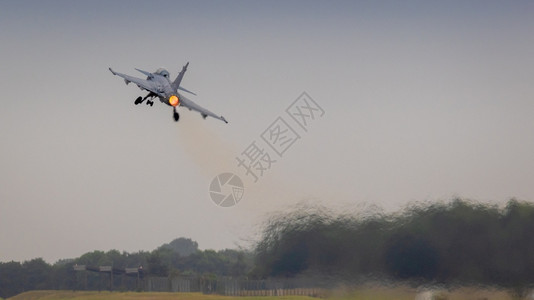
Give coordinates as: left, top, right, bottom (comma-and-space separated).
155, 68, 170, 78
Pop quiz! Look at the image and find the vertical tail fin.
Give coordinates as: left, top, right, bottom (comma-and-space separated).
171, 62, 189, 91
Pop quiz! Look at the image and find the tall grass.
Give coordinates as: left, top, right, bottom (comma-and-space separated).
8, 291, 317, 300
8, 288, 516, 300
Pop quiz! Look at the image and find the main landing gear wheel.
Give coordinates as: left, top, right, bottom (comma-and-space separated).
134, 96, 142, 105
146, 100, 154, 106
173, 108, 180, 122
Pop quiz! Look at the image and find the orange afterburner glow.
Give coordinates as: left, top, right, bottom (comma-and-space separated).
169, 95, 179, 107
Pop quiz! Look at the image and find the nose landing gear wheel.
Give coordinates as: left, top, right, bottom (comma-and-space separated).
173, 108, 180, 122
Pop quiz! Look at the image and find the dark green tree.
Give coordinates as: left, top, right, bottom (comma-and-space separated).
160, 237, 199, 256
0, 261, 24, 298
22, 258, 52, 290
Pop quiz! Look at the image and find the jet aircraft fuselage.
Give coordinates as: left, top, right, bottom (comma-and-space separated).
109, 63, 227, 123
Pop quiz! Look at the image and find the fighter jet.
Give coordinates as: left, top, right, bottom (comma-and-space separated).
109, 63, 227, 123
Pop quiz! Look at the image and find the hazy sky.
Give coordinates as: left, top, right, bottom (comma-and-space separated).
1, 0, 533, 263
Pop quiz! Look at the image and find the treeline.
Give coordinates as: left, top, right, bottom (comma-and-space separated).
0, 238, 253, 298
252, 199, 534, 293
3, 199, 534, 298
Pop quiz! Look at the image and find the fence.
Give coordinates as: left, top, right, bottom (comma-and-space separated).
73, 266, 326, 297
144, 277, 326, 297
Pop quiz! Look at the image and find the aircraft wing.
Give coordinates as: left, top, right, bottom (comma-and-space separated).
109, 68, 162, 96
180, 95, 228, 123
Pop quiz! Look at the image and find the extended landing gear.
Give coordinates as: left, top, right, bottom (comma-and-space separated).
134, 93, 155, 106
173, 107, 180, 122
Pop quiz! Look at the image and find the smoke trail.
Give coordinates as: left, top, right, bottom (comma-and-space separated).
175, 115, 237, 177
173, 114, 324, 214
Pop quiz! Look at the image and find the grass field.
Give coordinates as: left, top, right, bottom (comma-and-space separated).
6, 287, 517, 300
7, 291, 317, 300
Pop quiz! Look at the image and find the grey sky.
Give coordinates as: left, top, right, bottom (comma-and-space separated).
1, 1, 533, 263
